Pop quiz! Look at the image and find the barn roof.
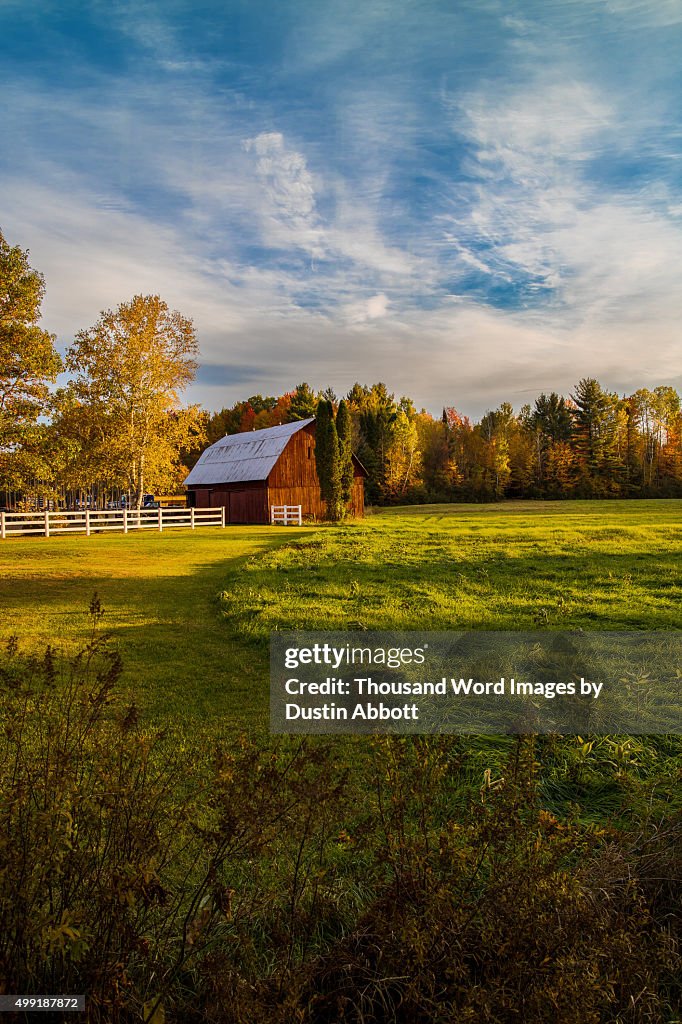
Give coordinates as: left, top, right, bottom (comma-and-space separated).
183, 417, 315, 486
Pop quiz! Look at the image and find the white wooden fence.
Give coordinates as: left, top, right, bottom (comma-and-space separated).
270, 504, 302, 525
0, 507, 225, 539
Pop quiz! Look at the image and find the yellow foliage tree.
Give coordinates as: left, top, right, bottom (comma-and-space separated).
66, 295, 202, 507
385, 410, 421, 497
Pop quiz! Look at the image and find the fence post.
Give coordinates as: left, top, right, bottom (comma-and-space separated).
298, 505, 302, 526
1, 511, 5, 540
123, 507, 128, 534
190, 507, 195, 529
85, 509, 90, 537
44, 510, 50, 538
220, 505, 225, 528
158, 507, 163, 532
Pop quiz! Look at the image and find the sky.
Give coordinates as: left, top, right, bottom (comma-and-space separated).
1, 0, 682, 417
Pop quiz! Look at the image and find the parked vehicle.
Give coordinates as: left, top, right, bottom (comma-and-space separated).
113, 494, 156, 509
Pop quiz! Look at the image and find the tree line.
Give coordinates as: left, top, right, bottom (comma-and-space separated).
192, 378, 682, 508
2, 227, 681, 511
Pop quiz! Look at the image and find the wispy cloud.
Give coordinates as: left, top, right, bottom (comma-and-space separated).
444, 71, 682, 342
2, 0, 682, 414
602, 0, 682, 27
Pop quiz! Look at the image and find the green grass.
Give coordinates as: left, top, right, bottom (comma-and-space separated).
3, 502, 680, 1021
218, 499, 682, 814
1, 501, 681, 925
224, 499, 682, 636
0, 500, 680, 729
0, 524, 310, 723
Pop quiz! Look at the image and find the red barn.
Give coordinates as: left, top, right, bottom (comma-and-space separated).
183, 417, 366, 524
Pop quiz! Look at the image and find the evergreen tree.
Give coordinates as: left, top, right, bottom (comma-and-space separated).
571, 378, 620, 487
354, 384, 397, 503
288, 382, 317, 421
335, 399, 354, 505
524, 393, 574, 494
532, 393, 573, 443
314, 399, 342, 520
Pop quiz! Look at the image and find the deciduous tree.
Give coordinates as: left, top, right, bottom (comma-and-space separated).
385, 410, 421, 497
66, 294, 201, 508
0, 229, 62, 496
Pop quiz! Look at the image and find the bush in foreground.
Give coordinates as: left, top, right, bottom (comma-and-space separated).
0, 611, 679, 1022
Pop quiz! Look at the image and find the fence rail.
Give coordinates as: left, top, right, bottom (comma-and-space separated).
270, 504, 302, 526
0, 507, 225, 539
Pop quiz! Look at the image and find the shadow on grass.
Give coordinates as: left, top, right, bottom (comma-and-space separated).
0, 528, 308, 726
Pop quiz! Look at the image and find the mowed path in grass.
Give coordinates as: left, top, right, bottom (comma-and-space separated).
0, 500, 680, 725
0, 525, 310, 724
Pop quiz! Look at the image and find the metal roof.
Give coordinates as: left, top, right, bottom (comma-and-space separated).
183, 417, 314, 486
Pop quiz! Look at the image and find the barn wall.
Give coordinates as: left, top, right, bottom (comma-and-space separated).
268, 424, 317, 488
224, 482, 268, 524
268, 430, 365, 519
267, 484, 325, 519
267, 423, 327, 518
190, 482, 269, 523
350, 475, 365, 517
189, 422, 365, 522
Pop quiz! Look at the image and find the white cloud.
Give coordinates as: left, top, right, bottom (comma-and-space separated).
447, 73, 682, 339
342, 292, 390, 324
5, 169, 681, 418
241, 131, 421, 282
602, 0, 682, 27
366, 293, 389, 318
4, 36, 682, 418
245, 132, 317, 221
460, 81, 613, 168
244, 131, 325, 259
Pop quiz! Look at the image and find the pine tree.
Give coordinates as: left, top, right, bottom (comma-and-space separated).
532, 393, 573, 444
288, 382, 317, 421
571, 378, 620, 488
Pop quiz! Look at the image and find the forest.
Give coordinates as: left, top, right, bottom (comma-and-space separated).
2, 227, 681, 509
189, 377, 682, 505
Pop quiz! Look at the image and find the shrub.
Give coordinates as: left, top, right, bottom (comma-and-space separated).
0, 614, 678, 1022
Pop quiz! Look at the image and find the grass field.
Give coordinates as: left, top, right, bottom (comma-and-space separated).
2, 500, 681, 1019
224, 498, 682, 636
0, 499, 680, 724
0, 524, 306, 722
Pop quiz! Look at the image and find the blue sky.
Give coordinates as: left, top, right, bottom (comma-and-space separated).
2, 0, 682, 415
